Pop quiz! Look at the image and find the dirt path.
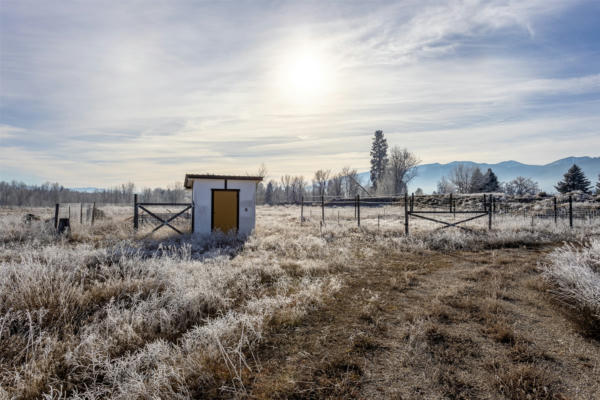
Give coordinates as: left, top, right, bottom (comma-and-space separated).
246, 246, 600, 399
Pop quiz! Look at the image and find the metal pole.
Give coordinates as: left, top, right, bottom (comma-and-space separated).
569, 194, 573, 228
91, 202, 96, 226
553, 197, 557, 224
404, 192, 409, 235
54, 203, 59, 229
134, 194, 138, 231
301, 195, 304, 224
357, 194, 361, 227
321, 194, 324, 223
80, 202, 83, 224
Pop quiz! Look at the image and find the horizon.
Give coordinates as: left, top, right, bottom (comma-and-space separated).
2, 1, 600, 187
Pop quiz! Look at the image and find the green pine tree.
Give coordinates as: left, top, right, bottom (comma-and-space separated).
555, 164, 592, 194
469, 167, 485, 193
369, 130, 388, 191
482, 168, 500, 192
265, 181, 274, 205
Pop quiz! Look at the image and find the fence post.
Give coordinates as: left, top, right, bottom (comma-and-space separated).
483, 194, 487, 212
80, 202, 83, 224
569, 194, 573, 228
404, 192, 409, 235
488, 196, 492, 230
134, 194, 138, 231
449, 193, 453, 213
553, 197, 557, 224
378, 215, 380, 231
453, 196, 456, 218
411, 193, 414, 213
301, 195, 304, 224
321, 195, 325, 223
54, 203, 59, 229
357, 194, 361, 227
91, 202, 96, 226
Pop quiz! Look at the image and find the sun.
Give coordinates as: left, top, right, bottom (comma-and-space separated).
277, 45, 335, 102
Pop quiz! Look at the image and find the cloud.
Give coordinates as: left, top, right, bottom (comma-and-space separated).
1, 0, 599, 186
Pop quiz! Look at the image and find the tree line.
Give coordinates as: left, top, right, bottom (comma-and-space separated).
0, 181, 187, 207
435, 163, 599, 196
256, 130, 600, 205
257, 130, 421, 204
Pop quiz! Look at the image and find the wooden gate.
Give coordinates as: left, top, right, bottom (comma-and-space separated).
133, 194, 193, 235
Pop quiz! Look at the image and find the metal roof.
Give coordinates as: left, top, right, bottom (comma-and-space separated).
184, 174, 263, 188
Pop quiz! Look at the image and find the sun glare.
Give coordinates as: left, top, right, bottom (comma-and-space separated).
277, 45, 335, 102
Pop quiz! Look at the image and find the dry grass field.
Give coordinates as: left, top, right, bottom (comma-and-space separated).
1, 204, 599, 399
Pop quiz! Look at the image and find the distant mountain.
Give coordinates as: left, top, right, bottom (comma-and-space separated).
358, 156, 600, 194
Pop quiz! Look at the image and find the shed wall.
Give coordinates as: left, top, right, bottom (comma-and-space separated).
192, 179, 257, 235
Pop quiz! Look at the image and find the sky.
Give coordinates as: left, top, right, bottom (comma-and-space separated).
1, 0, 599, 188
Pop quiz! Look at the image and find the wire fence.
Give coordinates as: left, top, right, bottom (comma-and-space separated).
298, 193, 600, 233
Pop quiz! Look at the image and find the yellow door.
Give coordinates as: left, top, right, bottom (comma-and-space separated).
212, 190, 238, 233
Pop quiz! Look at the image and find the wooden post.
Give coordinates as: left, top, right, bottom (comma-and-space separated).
300, 196, 304, 224
68, 205, 71, 220
80, 203, 83, 224
354, 195, 357, 219
91, 202, 96, 226
134, 194, 138, 231
488, 197, 492, 230
449, 193, 453, 213
357, 194, 361, 227
411, 193, 414, 212
191, 200, 195, 233
404, 192, 409, 235
54, 203, 59, 229
321, 195, 324, 223
553, 197, 557, 224
569, 195, 573, 228
378, 214, 380, 231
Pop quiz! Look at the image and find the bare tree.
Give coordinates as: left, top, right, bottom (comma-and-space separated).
291, 176, 306, 203
386, 146, 420, 195
436, 176, 456, 194
313, 169, 331, 197
503, 176, 539, 196
327, 173, 344, 197
449, 164, 475, 194
280, 175, 293, 202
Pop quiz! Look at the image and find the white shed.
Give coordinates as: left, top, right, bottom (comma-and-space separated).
184, 174, 263, 235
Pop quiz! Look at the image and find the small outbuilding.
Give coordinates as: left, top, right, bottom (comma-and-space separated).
184, 174, 263, 235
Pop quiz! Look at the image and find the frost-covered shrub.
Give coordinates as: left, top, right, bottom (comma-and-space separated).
543, 240, 600, 332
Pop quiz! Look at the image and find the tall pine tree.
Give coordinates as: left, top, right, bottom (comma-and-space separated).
265, 181, 274, 205
596, 174, 600, 195
482, 168, 500, 192
369, 130, 388, 191
469, 167, 485, 193
555, 164, 591, 194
